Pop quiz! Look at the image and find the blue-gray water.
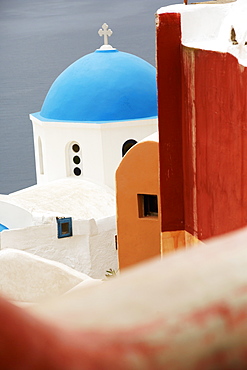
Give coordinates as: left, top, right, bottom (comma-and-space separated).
0, 0, 203, 194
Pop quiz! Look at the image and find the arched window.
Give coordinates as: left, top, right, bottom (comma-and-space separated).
68, 142, 83, 177
38, 137, 44, 174
122, 139, 137, 157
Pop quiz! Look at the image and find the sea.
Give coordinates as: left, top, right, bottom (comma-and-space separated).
0, 0, 204, 194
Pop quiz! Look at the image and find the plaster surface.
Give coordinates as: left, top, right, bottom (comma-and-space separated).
0, 217, 117, 279
32, 227, 247, 330
157, 0, 247, 66
0, 201, 33, 229
0, 249, 92, 303
117, 134, 160, 268
0, 178, 115, 220
2, 227, 242, 369
156, 1, 247, 241
31, 114, 157, 189
0, 178, 118, 278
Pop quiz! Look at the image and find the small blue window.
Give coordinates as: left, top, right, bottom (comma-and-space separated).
57, 217, 72, 238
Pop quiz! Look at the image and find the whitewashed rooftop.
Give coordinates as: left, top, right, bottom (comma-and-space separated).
157, 0, 247, 66
0, 178, 115, 220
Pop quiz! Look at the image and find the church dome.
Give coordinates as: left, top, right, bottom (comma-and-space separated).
39, 49, 157, 122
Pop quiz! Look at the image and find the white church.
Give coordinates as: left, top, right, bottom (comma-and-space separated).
0, 24, 158, 286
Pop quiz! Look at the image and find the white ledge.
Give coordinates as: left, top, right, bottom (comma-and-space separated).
157, 0, 247, 66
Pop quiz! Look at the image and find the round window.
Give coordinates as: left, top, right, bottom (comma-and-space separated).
73, 155, 80, 165
74, 167, 81, 176
72, 144, 80, 153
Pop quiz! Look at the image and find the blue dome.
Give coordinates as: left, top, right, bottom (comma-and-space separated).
39, 49, 157, 122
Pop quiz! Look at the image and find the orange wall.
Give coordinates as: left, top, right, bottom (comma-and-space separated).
116, 141, 160, 269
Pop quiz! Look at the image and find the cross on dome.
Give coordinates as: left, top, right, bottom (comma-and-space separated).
98, 23, 115, 50
98, 23, 112, 45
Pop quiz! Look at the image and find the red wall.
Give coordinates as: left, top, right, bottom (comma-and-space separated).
156, 13, 184, 233
183, 48, 247, 239
157, 12, 247, 241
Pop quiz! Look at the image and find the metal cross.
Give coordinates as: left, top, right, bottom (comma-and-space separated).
98, 23, 113, 46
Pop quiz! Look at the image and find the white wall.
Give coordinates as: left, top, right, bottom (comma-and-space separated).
101, 118, 158, 189
157, 3, 231, 47
157, 1, 247, 66
89, 216, 118, 279
32, 120, 46, 184
31, 116, 105, 186
0, 216, 117, 279
0, 201, 33, 229
0, 248, 91, 303
31, 115, 158, 190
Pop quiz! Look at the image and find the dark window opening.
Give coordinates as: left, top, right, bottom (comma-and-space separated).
72, 144, 80, 153
122, 139, 137, 157
138, 194, 158, 218
61, 222, 69, 235
73, 155, 80, 165
231, 27, 238, 45
57, 217, 72, 238
115, 235, 118, 250
74, 167, 81, 176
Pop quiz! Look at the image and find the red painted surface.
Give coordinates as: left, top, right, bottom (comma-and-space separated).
156, 13, 185, 232
157, 12, 247, 240
182, 49, 247, 239
185, 302, 247, 368
0, 297, 165, 370
186, 302, 247, 330
1, 295, 247, 369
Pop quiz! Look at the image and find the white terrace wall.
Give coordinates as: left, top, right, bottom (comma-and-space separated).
0, 201, 33, 229
89, 216, 118, 279
0, 216, 117, 279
